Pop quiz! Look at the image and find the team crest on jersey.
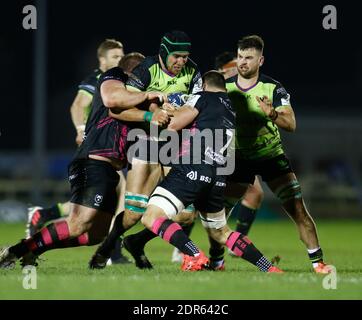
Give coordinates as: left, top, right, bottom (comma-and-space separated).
186, 171, 198, 181
94, 194, 103, 206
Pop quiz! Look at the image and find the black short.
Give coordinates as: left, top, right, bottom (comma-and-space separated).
229, 153, 293, 184
159, 164, 226, 213
68, 159, 120, 214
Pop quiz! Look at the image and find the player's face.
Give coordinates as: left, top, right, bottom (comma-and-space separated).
104, 48, 124, 70
219, 59, 238, 79
167, 52, 189, 75
237, 48, 264, 78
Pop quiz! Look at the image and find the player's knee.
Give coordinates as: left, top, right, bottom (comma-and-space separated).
66, 217, 88, 237
275, 180, 302, 204
123, 210, 143, 229
140, 211, 154, 229
125, 192, 149, 215
148, 186, 184, 219
243, 184, 264, 207
200, 209, 227, 243
173, 204, 196, 225
207, 227, 229, 245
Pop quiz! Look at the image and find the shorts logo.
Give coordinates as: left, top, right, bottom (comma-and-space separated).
186, 171, 198, 181
200, 175, 211, 183
94, 194, 103, 206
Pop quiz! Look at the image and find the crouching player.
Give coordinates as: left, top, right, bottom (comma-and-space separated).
141, 70, 283, 272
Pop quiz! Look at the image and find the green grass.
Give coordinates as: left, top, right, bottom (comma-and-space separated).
0, 220, 361, 299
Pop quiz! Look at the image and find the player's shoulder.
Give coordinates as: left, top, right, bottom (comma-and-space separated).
100, 67, 128, 84
83, 69, 102, 83
259, 73, 282, 86
140, 55, 159, 70
225, 75, 237, 84
185, 57, 199, 71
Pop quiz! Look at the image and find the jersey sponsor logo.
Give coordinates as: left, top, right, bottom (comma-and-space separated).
167, 79, 178, 86
186, 171, 198, 181
94, 194, 103, 206
215, 181, 226, 187
204, 146, 226, 165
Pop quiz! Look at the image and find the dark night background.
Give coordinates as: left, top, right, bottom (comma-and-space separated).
0, 1, 360, 151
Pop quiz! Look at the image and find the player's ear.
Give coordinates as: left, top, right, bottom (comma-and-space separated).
259, 56, 264, 67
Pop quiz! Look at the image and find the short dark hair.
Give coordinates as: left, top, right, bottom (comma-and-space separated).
237, 35, 264, 52
202, 70, 226, 89
214, 51, 236, 70
97, 39, 123, 58
118, 52, 145, 74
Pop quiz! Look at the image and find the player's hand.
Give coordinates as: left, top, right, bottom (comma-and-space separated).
147, 92, 166, 105
161, 102, 176, 116
151, 107, 169, 126
256, 95, 273, 117
75, 130, 84, 146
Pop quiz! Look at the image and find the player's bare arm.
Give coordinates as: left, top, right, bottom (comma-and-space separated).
167, 105, 199, 131
256, 95, 296, 132
109, 107, 169, 126
101, 79, 149, 109
70, 90, 93, 145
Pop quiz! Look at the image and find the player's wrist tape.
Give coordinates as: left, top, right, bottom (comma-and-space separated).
269, 109, 278, 121
144, 111, 153, 122
76, 125, 85, 132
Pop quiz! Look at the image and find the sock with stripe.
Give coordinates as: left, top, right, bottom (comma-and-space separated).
151, 217, 200, 256
209, 237, 225, 268
307, 247, 324, 268
226, 231, 272, 272
9, 220, 89, 258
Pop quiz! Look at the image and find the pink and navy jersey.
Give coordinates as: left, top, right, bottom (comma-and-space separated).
73, 67, 129, 162
178, 91, 236, 167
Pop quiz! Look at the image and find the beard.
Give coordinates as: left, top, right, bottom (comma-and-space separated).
238, 66, 258, 79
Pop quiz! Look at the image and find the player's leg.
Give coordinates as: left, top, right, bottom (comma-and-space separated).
1, 203, 113, 269
107, 170, 132, 265
141, 165, 210, 271
233, 177, 264, 235
26, 201, 70, 238
0, 158, 120, 270
266, 171, 331, 273
200, 210, 282, 273
89, 161, 161, 268
122, 165, 198, 265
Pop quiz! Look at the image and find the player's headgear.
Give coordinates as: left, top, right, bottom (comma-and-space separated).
159, 30, 191, 68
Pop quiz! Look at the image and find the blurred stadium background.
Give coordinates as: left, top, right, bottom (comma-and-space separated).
1, 0, 361, 222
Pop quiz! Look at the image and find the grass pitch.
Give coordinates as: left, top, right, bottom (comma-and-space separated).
0, 220, 361, 299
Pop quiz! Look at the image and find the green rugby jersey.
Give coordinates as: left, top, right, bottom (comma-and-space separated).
226, 74, 291, 160
78, 69, 102, 122
126, 55, 202, 95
